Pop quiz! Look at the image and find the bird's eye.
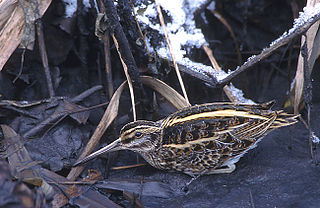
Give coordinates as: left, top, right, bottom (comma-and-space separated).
135, 132, 142, 137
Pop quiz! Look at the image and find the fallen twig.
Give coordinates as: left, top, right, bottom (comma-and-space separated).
98, 0, 114, 99
249, 188, 255, 208
301, 34, 314, 159
103, 0, 146, 103
70, 85, 103, 103
13, 48, 26, 83
217, 7, 320, 87
111, 163, 146, 170
170, 6, 320, 90
21, 85, 103, 139
36, 19, 55, 97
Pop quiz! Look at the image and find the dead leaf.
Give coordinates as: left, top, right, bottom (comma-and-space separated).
140, 76, 190, 109
293, 0, 320, 113
68, 81, 128, 180
52, 193, 69, 208
82, 169, 103, 182
22, 100, 89, 139
39, 168, 121, 208
66, 185, 82, 198
0, 0, 52, 70
0, 124, 54, 197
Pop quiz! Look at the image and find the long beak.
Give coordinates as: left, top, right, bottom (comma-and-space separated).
73, 138, 122, 167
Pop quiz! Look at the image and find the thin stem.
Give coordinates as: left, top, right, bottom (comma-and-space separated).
112, 34, 137, 121
154, 0, 190, 105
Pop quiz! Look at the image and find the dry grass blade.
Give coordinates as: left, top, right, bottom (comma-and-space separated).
112, 163, 146, 170
140, 76, 190, 109
130, 2, 151, 58
202, 44, 239, 103
154, 0, 190, 104
67, 81, 127, 181
202, 44, 220, 71
294, 0, 320, 114
209, 10, 242, 65
36, 20, 55, 97
112, 34, 137, 121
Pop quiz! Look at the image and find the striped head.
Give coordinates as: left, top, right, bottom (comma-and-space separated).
73, 120, 162, 166
120, 120, 162, 152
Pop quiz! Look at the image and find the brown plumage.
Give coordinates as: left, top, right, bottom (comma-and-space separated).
74, 101, 298, 176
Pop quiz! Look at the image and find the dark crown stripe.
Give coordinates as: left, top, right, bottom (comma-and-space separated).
121, 120, 160, 134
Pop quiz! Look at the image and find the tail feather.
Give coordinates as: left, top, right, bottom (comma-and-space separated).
270, 111, 299, 129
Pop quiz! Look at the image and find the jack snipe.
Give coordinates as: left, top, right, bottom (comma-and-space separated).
74, 101, 298, 176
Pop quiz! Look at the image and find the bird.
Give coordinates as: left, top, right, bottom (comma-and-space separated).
74, 101, 298, 177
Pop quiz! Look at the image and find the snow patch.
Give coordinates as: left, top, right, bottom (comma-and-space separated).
134, 0, 257, 103
207, 1, 216, 11
228, 83, 255, 104
83, 0, 91, 9
64, 0, 77, 17
64, 0, 91, 17
312, 132, 320, 144
242, 55, 256, 66
135, 0, 209, 71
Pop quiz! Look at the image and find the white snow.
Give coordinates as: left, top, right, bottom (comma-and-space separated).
179, 58, 229, 80
134, 0, 256, 104
83, 0, 91, 9
135, 0, 208, 67
135, 0, 234, 82
242, 55, 256, 66
64, 0, 77, 17
60, 1, 320, 105
312, 132, 320, 144
227, 83, 255, 104
207, 1, 216, 11
64, 0, 91, 17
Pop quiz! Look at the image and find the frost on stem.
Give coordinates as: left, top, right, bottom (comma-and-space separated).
312, 132, 320, 144
269, 3, 320, 48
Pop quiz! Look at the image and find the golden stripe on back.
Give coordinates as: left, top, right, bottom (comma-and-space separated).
74, 101, 298, 176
